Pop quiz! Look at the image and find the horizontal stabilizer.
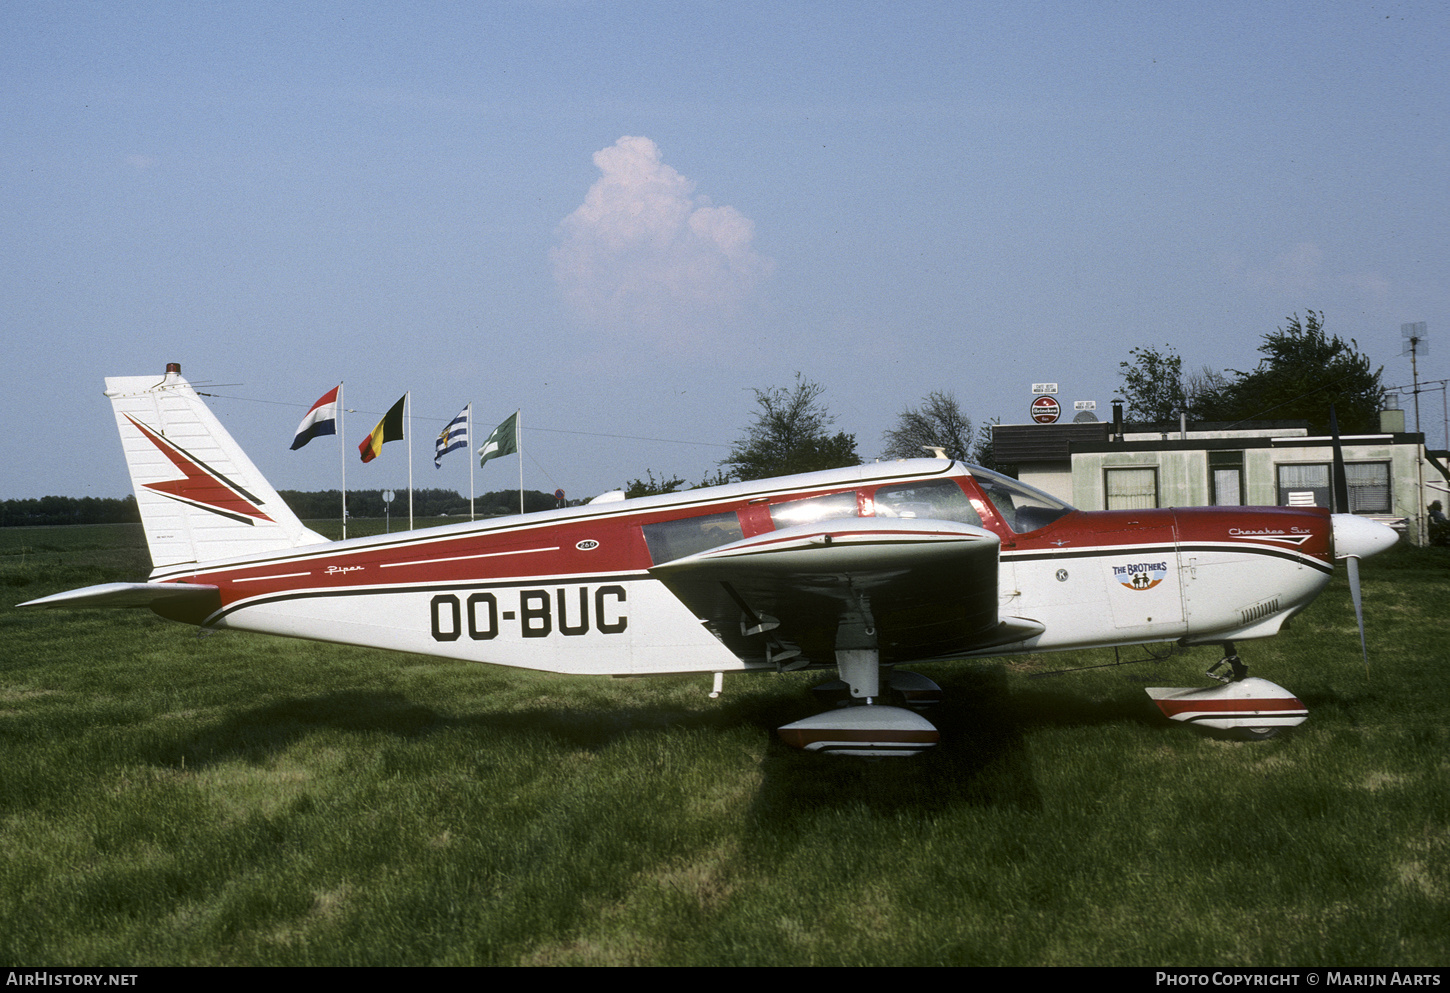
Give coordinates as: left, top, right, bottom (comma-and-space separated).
19, 582, 220, 610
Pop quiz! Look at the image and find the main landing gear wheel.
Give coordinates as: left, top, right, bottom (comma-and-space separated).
783, 649, 941, 756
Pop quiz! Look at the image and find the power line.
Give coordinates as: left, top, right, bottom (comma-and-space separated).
200, 390, 730, 449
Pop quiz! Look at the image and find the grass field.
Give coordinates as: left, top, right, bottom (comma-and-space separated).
1, 523, 1447, 966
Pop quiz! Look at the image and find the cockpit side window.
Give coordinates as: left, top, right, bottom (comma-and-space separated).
968, 468, 1075, 533
768, 492, 860, 529
641, 512, 744, 564
869, 479, 982, 526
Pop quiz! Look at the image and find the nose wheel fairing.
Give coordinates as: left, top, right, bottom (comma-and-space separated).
1145, 676, 1307, 736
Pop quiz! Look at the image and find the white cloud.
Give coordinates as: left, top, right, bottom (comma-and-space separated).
550, 137, 772, 344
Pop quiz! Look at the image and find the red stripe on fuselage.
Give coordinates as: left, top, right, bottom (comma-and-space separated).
998, 505, 1333, 566
171, 510, 659, 605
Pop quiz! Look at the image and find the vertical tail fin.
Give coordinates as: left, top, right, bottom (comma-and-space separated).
106, 364, 330, 573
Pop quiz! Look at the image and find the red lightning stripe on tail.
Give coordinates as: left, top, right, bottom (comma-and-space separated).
125, 414, 276, 525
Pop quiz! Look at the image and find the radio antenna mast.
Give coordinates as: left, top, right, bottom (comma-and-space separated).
1401, 322, 1428, 436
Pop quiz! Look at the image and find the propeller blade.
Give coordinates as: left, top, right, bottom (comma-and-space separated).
1329, 404, 1375, 677
1331, 513, 1395, 678
1346, 554, 1368, 674
1329, 404, 1350, 513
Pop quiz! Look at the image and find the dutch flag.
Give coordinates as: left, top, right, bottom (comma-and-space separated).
291, 385, 341, 451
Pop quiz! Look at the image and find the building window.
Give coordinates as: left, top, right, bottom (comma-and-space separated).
1275, 462, 1391, 513
1345, 462, 1391, 513
1105, 467, 1158, 510
1209, 451, 1244, 506
1277, 464, 1331, 508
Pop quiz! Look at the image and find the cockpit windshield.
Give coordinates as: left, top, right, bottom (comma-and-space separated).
968, 467, 1075, 533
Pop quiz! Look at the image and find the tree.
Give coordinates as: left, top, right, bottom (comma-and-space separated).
881, 390, 973, 461
620, 467, 735, 498
1203, 311, 1384, 433
1184, 364, 1231, 419
971, 417, 1004, 473
721, 374, 860, 482
1118, 345, 1186, 423
623, 470, 685, 499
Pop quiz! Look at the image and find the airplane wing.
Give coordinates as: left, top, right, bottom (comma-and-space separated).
648, 517, 1042, 668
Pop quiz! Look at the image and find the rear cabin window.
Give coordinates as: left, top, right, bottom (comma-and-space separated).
869, 479, 982, 527
768, 492, 860, 529
642, 512, 744, 564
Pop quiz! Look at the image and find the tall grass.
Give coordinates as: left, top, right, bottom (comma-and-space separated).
1, 525, 1446, 965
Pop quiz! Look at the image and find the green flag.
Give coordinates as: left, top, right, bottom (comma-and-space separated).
479, 411, 518, 466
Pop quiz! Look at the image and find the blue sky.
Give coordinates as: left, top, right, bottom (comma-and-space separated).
4, 1, 1446, 503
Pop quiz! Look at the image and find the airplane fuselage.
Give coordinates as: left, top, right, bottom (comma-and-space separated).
143, 460, 1334, 676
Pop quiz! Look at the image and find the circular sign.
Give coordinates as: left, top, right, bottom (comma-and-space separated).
1030, 395, 1061, 424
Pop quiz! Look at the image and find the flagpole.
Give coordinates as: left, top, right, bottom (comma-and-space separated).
406, 391, 414, 531
339, 383, 347, 540
468, 402, 475, 521
517, 408, 524, 515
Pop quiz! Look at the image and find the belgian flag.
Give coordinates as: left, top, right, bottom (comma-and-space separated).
359, 395, 405, 463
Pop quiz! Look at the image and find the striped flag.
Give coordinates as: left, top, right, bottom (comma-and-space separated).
435, 404, 469, 468
290, 386, 340, 450
359, 395, 406, 463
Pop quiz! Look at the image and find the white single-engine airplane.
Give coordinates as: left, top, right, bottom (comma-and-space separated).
21, 365, 1399, 756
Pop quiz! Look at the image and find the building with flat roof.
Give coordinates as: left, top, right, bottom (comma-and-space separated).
992, 417, 1448, 545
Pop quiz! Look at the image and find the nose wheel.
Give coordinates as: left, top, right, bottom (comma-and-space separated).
1147, 642, 1305, 740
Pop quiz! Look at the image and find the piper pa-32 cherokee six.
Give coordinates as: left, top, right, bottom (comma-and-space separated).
21, 364, 1399, 756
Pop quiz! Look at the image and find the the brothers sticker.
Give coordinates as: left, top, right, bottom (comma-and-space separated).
1113, 560, 1169, 591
